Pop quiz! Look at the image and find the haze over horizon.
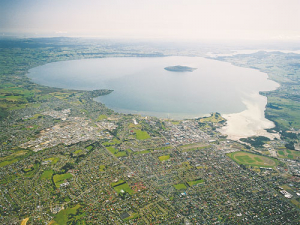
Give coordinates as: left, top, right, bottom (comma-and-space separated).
1, 0, 300, 41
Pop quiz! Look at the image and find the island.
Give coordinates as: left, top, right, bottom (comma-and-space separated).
164, 65, 197, 72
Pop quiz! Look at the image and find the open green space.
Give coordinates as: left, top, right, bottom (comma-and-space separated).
265, 96, 300, 131
103, 138, 121, 146
99, 165, 105, 171
0, 150, 29, 168
276, 149, 300, 159
45, 157, 60, 165
113, 183, 134, 195
159, 155, 170, 162
134, 150, 151, 155
278, 150, 285, 156
111, 180, 134, 195
53, 204, 81, 225
85, 145, 94, 151
73, 150, 83, 155
123, 213, 139, 221
187, 179, 204, 186
111, 179, 125, 187
199, 112, 226, 123
40, 170, 54, 179
97, 114, 107, 120
106, 146, 127, 157
53, 173, 73, 188
227, 151, 278, 168
134, 129, 150, 140
0, 158, 19, 168
174, 183, 187, 190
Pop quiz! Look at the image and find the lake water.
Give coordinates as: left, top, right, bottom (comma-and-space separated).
27, 56, 279, 119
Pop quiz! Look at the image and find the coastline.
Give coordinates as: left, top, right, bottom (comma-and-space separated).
218, 92, 280, 141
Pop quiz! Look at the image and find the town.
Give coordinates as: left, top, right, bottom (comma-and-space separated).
0, 38, 300, 224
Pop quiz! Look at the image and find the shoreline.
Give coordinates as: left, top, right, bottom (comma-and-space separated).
218, 92, 280, 141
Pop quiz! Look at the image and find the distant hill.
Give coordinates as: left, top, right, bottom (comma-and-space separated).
164, 65, 197, 72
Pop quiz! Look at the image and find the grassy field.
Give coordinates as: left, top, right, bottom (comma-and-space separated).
123, 213, 139, 221
159, 155, 170, 162
53, 173, 73, 188
111, 180, 134, 195
276, 149, 300, 160
265, 96, 300, 130
85, 145, 94, 151
0, 158, 19, 168
45, 157, 60, 165
53, 204, 81, 225
134, 150, 152, 155
134, 129, 150, 140
73, 150, 83, 154
111, 179, 125, 187
0, 150, 29, 168
40, 170, 54, 179
227, 151, 278, 168
97, 114, 107, 120
103, 138, 121, 146
174, 183, 187, 190
99, 165, 105, 171
114, 183, 134, 195
106, 146, 127, 157
187, 179, 204, 186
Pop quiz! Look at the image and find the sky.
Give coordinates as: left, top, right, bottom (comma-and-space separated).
1, 0, 300, 40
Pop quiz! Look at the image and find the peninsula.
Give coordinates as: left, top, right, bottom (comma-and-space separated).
164, 65, 197, 72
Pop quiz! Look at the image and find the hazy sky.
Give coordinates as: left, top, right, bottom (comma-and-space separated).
1, 0, 300, 40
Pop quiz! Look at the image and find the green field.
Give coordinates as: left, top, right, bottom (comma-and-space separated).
40, 170, 54, 179
99, 165, 105, 171
0, 150, 29, 168
227, 151, 278, 168
111, 179, 125, 187
123, 213, 139, 221
53, 173, 73, 188
115, 151, 127, 157
276, 149, 300, 160
45, 157, 60, 165
106, 146, 127, 157
134, 129, 150, 140
159, 155, 170, 162
103, 138, 121, 146
85, 145, 94, 150
187, 179, 204, 186
111, 180, 134, 195
97, 114, 107, 120
278, 150, 285, 156
73, 150, 83, 155
0, 158, 19, 168
134, 150, 151, 155
174, 183, 187, 190
53, 204, 81, 225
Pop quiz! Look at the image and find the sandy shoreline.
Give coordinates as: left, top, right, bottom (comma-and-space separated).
218, 92, 280, 141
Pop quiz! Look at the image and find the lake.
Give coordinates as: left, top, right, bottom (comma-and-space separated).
27, 56, 279, 119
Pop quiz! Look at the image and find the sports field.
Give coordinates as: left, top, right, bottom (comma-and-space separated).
227, 151, 278, 168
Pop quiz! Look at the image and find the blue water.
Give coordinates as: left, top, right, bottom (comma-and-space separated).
27, 56, 278, 119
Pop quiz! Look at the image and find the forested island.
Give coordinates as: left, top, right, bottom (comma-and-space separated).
164, 65, 197, 72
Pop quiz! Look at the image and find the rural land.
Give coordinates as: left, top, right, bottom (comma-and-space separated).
0, 38, 300, 224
